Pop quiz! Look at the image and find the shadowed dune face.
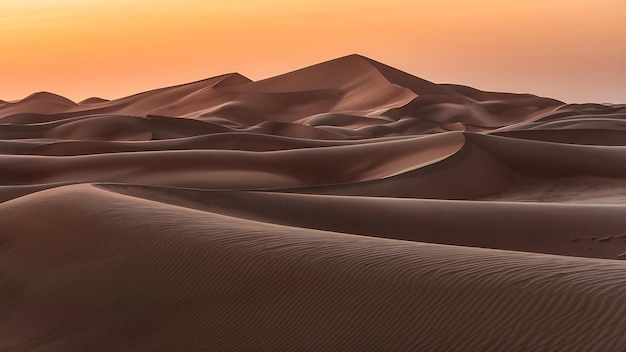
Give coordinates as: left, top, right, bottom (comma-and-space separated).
1, 55, 626, 351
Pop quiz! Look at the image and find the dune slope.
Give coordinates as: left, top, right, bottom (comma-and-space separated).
1, 54, 625, 351
1, 185, 626, 351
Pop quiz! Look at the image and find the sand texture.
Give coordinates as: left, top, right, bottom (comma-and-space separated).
1, 55, 625, 351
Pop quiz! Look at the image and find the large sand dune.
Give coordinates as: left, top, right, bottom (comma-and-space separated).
1, 54, 625, 351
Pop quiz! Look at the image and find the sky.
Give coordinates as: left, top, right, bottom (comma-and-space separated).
1, 0, 625, 103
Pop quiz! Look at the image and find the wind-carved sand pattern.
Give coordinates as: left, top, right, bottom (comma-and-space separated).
1, 55, 625, 351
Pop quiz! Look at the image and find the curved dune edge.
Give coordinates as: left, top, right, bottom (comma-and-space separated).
1, 184, 625, 351
0, 133, 418, 156
98, 184, 626, 260
2, 132, 626, 204
0, 132, 464, 191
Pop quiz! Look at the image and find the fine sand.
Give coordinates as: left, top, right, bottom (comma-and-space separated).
1, 54, 625, 351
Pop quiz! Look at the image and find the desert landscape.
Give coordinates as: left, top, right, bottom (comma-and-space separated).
1, 54, 626, 351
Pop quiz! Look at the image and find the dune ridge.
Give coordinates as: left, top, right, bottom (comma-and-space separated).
2, 185, 626, 351
1, 54, 625, 351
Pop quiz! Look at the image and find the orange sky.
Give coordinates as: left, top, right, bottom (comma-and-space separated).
1, 0, 625, 103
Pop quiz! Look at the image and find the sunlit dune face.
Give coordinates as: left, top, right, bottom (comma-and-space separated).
1, 0, 625, 102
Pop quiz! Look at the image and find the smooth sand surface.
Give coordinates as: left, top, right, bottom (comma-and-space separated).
1, 54, 625, 351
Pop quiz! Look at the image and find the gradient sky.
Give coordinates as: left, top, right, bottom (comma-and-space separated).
1, 0, 625, 103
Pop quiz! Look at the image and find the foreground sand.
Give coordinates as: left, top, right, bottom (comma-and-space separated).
1, 55, 625, 351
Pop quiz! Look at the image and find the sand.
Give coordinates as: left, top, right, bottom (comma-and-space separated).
1, 54, 625, 351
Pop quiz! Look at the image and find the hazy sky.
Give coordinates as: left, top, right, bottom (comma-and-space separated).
1, 0, 625, 102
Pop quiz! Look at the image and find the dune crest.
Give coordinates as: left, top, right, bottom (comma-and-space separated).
1, 54, 625, 351
78, 97, 110, 105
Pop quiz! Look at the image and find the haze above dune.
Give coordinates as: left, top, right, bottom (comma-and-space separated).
1, 54, 626, 351
2, 0, 625, 102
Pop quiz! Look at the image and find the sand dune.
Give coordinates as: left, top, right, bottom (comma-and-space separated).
1, 185, 626, 351
1, 54, 625, 351
493, 129, 626, 145
101, 184, 626, 259
0, 132, 463, 192
78, 97, 110, 105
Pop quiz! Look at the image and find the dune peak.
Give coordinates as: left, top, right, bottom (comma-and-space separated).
20, 91, 77, 105
79, 97, 110, 105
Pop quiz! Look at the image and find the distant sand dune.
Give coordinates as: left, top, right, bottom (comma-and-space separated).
1, 54, 625, 351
